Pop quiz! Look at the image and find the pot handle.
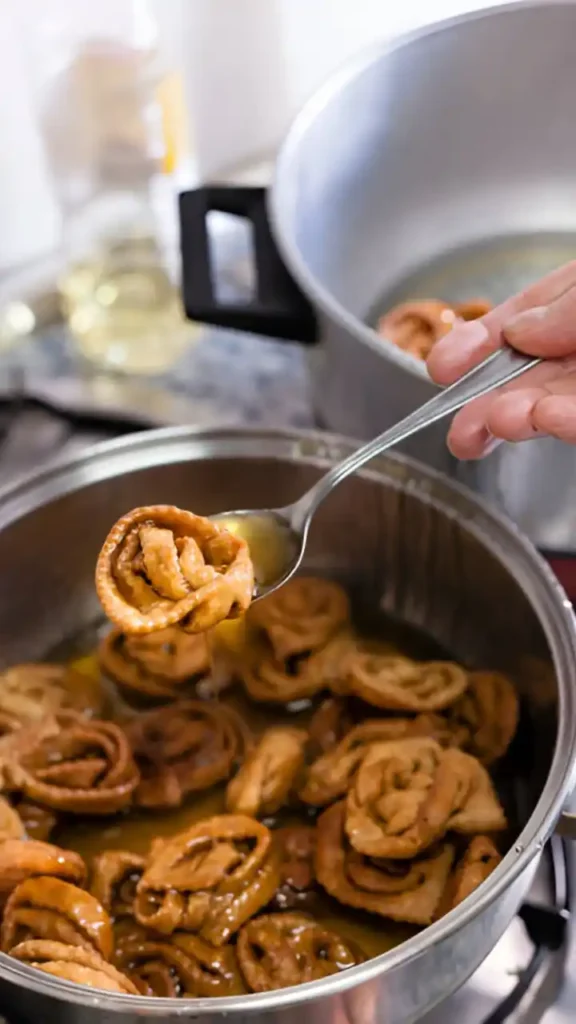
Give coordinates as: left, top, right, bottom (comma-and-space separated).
179, 186, 318, 343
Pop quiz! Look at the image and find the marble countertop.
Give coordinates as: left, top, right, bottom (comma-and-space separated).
0, 322, 315, 481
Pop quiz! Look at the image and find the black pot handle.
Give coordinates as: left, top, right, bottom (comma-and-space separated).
179, 186, 317, 344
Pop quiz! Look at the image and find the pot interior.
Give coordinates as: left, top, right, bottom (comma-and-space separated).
0, 441, 561, 835
274, 2, 576, 333
0, 430, 571, 1015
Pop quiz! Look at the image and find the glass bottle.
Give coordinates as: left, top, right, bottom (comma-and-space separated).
34, 1, 195, 375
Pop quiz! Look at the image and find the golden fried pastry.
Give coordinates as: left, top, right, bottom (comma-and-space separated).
99, 627, 210, 703
249, 577, 350, 660
300, 717, 453, 807
446, 670, 519, 765
0, 711, 28, 741
0, 796, 25, 841
316, 801, 455, 925
342, 653, 468, 712
237, 912, 364, 992
446, 749, 507, 834
95, 505, 254, 635
0, 663, 104, 722
134, 815, 280, 945
6, 718, 139, 815
0, 717, 61, 777
436, 836, 501, 918
115, 932, 244, 997
239, 646, 325, 705
345, 738, 461, 859
377, 298, 492, 361
10, 939, 138, 994
91, 851, 146, 921
126, 700, 250, 810
454, 299, 493, 321
306, 697, 352, 759
0, 839, 85, 905
226, 726, 307, 818
377, 300, 458, 359
13, 802, 57, 842
1, 876, 113, 958
272, 826, 317, 911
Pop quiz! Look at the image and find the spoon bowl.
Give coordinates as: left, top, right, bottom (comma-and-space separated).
211, 508, 303, 597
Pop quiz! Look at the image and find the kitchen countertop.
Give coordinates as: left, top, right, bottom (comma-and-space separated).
0, 321, 315, 480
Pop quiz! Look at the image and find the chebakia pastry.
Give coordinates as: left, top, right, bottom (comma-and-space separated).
345, 739, 506, 860
99, 627, 210, 703
248, 577, 350, 659
115, 932, 245, 997
226, 727, 308, 818
0, 663, 104, 722
4, 717, 139, 815
316, 801, 455, 926
300, 716, 454, 807
95, 505, 254, 635
445, 670, 520, 765
10, 940, 138, 994
133, 815, 280, 944
126, 700, 250, 810
0, 570, 519, 999
436, 836, 501, 918
237, 912, 364, 992
377, 298, 493, 359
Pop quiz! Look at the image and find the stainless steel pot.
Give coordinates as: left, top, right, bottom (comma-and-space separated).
0, 426, 575, 1024
179, 0, 576, 554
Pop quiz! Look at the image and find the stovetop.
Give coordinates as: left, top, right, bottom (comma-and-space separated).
0, 378, 574, 1024
423, 837, 573, 1024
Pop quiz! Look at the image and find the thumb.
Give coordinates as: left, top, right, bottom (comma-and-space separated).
504, 284, 576, 358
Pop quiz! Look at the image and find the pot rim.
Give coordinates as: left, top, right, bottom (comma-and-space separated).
0, 423, 575, 1014
269, 0, 574, 381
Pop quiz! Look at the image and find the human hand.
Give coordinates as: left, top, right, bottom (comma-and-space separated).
426, 260, 576, 459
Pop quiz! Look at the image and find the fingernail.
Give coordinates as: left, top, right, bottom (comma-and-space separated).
482, 434, 503, 456
504, 305, 548, 340
433, 319, 489, 363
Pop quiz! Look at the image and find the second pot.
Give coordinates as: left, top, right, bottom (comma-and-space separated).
179, 0, 576, 555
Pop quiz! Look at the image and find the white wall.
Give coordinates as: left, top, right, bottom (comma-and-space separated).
1, 0, 529, 270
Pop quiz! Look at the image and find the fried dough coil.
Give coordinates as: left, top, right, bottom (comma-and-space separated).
1, 876, 113, 958
99, 627, 210, 703
115, 932, 244, 997
134, 815, 280, 945
237, 912, 364, 992
316, 801, 454, 925
446, 670, 519, 764
10, 939, 138, 994
345, 738, 461, 859
95, 505, 254, 635
248, 577, 350, 660
6, 718, 139, 815
226, 726, 307, 818
126, 700, 250, 810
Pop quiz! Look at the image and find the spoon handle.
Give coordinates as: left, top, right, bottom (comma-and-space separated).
290, 346, 540, 530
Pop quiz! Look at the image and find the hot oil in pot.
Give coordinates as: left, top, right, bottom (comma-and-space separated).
53, 612, 454, 961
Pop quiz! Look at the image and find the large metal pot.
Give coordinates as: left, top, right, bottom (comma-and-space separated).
179, 0, 576, 555
0, 426, 575, 1023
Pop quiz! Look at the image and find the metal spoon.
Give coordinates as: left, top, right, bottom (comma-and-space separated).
213, 346, 540, 600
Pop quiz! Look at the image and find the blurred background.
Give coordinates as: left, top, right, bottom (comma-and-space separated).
0, 0, 524, 471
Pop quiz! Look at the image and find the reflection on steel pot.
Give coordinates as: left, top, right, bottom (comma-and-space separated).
179, 1, 576, 554
0, 426, 575, 1023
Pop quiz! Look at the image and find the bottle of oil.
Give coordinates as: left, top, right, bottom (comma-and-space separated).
36, 4, 196, 375
58, 190, 193, 375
